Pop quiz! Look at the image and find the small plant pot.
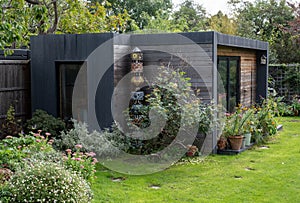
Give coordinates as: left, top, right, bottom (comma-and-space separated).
244, 133, 252, 146
228, 136, 243, 150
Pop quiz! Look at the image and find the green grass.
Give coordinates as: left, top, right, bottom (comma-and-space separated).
91, 117, 300, 203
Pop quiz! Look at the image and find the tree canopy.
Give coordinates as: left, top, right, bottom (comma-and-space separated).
229, 0, 298, 63
0, 0, 299, 63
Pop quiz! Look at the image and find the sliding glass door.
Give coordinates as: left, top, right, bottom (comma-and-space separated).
217, 56, 240, 112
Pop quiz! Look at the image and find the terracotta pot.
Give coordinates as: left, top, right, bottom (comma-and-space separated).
228, 135, 243, 150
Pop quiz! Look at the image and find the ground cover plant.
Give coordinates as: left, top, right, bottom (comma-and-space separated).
91, 117, 300, 202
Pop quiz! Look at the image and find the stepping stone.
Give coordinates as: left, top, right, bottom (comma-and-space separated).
111, 177, 126, 182
149, 185, 161, 189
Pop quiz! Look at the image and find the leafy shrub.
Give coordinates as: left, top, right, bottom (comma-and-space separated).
25, 109, 66, 139
5, 161, 93, 203
198, 103, 213, 135
55, 120, 123, 158
0, 183, 12, 203
54, 119, 88, 152
0, 105, 22, 140
124, 66, 202, 155
255, 98, 278, 137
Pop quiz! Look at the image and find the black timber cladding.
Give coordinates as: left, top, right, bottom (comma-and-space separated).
30, 33, 114, 128
216, 32, 268, 50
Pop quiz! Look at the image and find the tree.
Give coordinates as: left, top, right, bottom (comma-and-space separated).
0, 0, 132, 52
208, 11, 237, 35
275, 2, 300, 63
172, 0, 207, 32
95, 0, 172, 30
228, 0, 295, 63
142, 10, 176, 33
57, 0, 131, 34
0, 0, 60, 51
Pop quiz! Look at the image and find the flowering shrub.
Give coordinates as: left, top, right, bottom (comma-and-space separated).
63, 144, 97, 181
4, 161, 92, 203
0, 132, 53, 171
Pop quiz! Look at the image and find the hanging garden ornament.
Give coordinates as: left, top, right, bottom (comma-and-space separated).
130, 47, 144, 87
131, 47, 143, 61
131, 73, 145, 86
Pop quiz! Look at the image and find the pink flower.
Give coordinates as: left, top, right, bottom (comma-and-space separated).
36, 139, 41, 143
71, 157, 76, 160
5, 136, 13, 139
75, 144, 82, 149
80, 165, 84, 169
75, 158, 81, 161
33, 133, 39, 137
66, 149, 72, 154
40, 136, 45, 139
38, 130, 42, 133
45, 132, 51, 137
87, 152, 96, 157
224, 113, 231, 117
17, 146, 22, 149
92, 158, 98, 163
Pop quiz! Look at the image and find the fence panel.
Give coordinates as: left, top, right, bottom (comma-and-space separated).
0, 60, 31, 122
269, 64, 300, 101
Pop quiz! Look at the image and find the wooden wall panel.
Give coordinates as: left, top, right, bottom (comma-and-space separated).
218, 46, 257, 106
114, 44, 214, 103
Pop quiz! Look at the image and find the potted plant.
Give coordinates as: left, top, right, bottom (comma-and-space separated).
222, 105, 253, 150
242, 108, 256, 146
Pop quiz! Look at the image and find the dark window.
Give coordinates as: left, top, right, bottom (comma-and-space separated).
57, 62, 83, 120
217, 56, 240, 112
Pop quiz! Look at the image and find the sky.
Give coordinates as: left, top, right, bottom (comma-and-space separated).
172, 0, 252, 16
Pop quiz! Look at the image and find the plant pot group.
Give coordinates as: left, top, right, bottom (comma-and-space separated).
218, 133, 253, 151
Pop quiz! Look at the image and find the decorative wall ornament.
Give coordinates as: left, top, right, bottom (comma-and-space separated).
130, 47, 145, 124
131, 47, 144, 87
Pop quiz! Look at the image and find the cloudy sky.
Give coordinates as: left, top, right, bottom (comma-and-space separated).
171, 0, 252, 15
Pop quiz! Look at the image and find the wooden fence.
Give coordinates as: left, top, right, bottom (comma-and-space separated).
0, 52, 31, 123
269, 64, 300, 101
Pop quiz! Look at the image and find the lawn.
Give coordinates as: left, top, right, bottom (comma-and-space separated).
91, 117, 300, 203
